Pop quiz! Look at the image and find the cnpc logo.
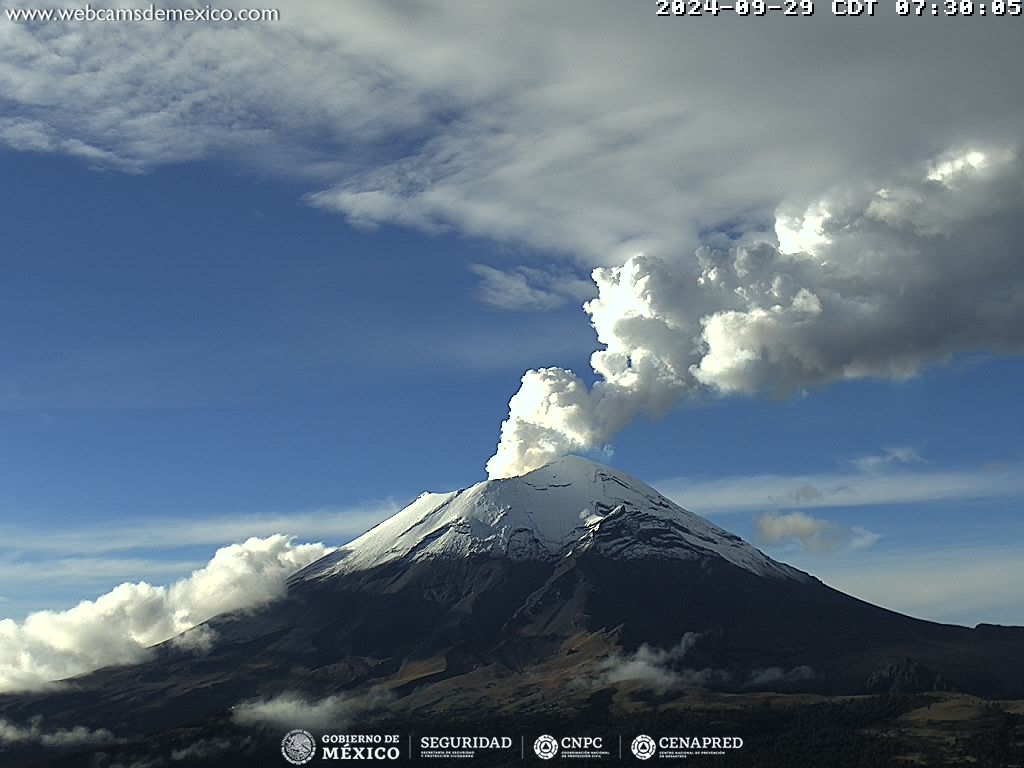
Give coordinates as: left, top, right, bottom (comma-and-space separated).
533, 734, 559, 760
533, 734, 605, 759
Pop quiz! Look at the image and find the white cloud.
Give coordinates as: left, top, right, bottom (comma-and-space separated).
0, 504, 396, 558
232, 688, 394, 731
657, 462, 1024, 517
470, 264, 593, 311
586, 635, 815, 692
486, 149, 1024, 476
755, 511, 880, 553
0, 717, 117, 747
850, 446, 925, 474
169, 624, 218, 655
303, 10, 1024, 266
0, 535, 332, 692
0, 4, 1018, 267
0, 503, 397, 621
591, 633, 703, 693
1, 5, 1021, 479
0, 558, 206, 588
926, 148, 1007, 187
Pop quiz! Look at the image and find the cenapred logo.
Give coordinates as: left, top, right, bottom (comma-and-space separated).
631, 734, 657, 760
281, 729, 316, 765
534, 734, 559, 760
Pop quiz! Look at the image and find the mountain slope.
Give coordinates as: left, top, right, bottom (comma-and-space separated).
1, 456, 1021, 766
296, 455, 806, 582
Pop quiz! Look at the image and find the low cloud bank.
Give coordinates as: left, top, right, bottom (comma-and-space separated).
589, 634, 816, 692
0, 535, 331, 692
746, 665, 816, 688
170, 737, 247, 762
233, 688, 395, 731
594, 633, 703, 692
0, 716, 117, 747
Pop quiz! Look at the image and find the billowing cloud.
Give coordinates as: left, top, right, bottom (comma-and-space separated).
0, 716, 116, 747
0, 503, 395, 621
0, 535, 331, 692
232, 688, 394, 731
756, 512, 880, 553
487, 149, 1024, 477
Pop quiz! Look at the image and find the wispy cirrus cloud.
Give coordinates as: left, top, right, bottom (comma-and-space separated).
0, 503, 397, 557
849, 446, 926, 474
812, 545, 1024, 627
469, 264, 594, 312
656, 462, 1024, 517
0, 557, 205, 585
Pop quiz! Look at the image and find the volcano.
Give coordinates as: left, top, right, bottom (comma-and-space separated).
2, 456, 1022, 765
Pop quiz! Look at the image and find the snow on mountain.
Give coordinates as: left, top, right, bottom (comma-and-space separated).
297, 456, 809, 583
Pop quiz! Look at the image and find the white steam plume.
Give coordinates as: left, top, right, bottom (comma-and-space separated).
0, 535, 332, 692
487, 147, 1024, 478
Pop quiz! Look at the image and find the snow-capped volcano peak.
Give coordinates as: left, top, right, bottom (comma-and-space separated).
298, 456, 808, 583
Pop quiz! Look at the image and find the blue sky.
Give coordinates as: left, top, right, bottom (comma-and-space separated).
0, 3, 1022, 658
1, 147, 1021, 628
